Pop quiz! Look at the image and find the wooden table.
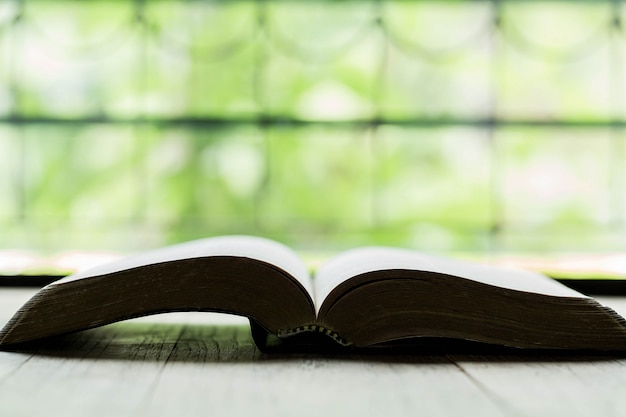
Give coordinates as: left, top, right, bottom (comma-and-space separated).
1, 287, 626, 417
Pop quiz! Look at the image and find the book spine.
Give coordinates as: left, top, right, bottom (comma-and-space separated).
277, 325, 352, 346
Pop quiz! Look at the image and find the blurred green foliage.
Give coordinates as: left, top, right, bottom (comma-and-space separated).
0, 0, 625, 255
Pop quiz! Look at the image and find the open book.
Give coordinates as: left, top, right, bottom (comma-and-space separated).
1, 236, 626, 351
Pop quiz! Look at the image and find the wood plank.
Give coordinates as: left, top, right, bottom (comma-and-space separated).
450, 355, 626, 417
0, 318, 505, 417
0, 289, 506, 417
0, 325, 507, 417
450, 297, 626, 417
0, 289, 37, 384
140, 348, 505, 417
1, 289, 626, 416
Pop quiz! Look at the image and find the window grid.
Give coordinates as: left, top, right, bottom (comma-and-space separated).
0, 0, 624, 254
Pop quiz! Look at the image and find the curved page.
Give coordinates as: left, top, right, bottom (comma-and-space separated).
63, 235, 313, 295
0, 236, 315, 345
315, 247, 584, 313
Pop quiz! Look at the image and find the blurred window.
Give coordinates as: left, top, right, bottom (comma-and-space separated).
0, 0, 624, 263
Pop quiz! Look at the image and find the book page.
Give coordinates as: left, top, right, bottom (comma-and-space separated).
315, 247, 586, 310
55, 236, 314, 296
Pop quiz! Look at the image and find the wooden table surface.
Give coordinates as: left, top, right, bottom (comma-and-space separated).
1, 288, 626, 417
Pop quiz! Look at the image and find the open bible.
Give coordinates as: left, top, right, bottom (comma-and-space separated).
1, 236, 626, 351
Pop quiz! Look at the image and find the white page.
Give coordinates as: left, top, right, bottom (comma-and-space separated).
52, 236, 313, 296
315, 247, 585, 311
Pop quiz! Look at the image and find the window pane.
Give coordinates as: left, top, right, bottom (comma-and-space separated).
261, 126, 373, 241
376, 126, 492, 251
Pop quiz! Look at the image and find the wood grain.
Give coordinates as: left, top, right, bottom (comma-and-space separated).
0, 288, 625, 417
